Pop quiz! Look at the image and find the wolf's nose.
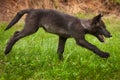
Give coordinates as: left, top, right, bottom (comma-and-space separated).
109, 34, 112, 37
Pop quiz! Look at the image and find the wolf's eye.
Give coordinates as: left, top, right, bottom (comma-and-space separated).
96, 23, 99, 26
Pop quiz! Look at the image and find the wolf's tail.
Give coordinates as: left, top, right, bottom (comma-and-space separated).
5, 9, 32, 31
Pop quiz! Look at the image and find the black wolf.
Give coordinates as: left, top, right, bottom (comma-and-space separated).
4, 9, 112, 60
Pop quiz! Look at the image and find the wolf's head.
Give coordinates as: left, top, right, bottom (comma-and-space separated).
89, 14, 112, 42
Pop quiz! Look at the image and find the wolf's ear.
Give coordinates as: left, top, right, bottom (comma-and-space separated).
92, 14, 103, 24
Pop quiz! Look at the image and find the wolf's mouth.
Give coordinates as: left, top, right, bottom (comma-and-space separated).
98, 34, 105, 42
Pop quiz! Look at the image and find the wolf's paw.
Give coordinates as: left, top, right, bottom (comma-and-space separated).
99, 52, 110, 58
58, 53, 64, 60
4, 49, 10, 55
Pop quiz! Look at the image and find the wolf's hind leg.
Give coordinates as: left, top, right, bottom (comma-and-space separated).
4, 24, 39, 55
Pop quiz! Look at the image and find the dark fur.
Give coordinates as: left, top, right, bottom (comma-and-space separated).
4, 9, 112, 60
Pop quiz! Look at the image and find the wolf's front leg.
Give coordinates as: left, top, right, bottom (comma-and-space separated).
57, 36, 67, 60
75, 39, 110, 58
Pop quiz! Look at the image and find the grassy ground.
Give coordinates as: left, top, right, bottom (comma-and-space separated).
0, 15, 120, 80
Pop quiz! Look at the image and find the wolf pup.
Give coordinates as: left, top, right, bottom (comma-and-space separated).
4, 9, 112, 60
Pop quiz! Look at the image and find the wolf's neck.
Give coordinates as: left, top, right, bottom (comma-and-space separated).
80, 19, 92, 33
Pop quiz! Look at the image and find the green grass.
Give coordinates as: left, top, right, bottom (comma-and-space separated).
0, 15, 120, 80
113, 0, 120, 4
